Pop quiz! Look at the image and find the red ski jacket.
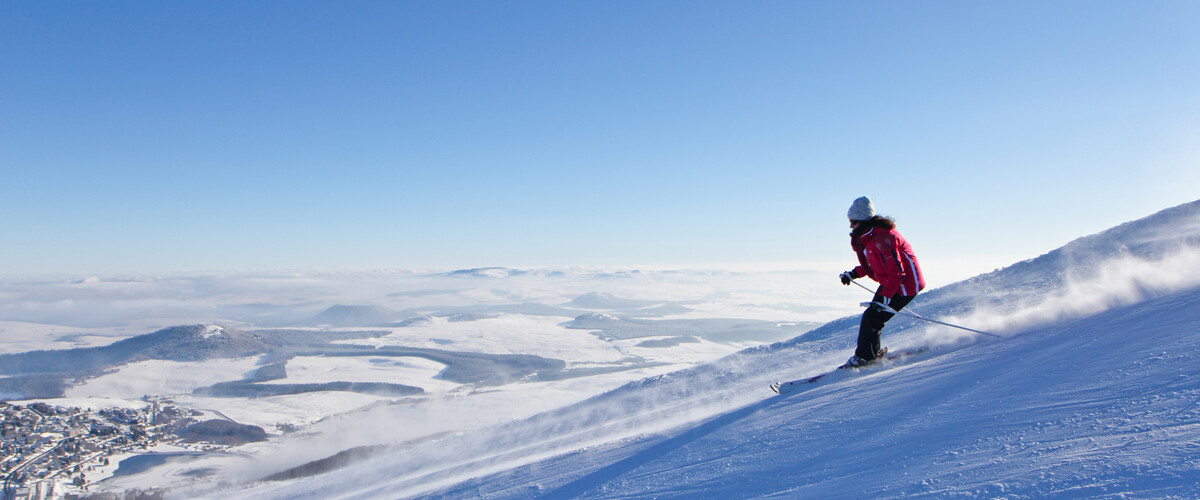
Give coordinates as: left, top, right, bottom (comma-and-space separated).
852, 225, 925, 298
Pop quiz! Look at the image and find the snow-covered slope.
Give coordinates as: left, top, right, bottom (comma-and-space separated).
221, 200, 1200, 499
450, 286, 1200, 498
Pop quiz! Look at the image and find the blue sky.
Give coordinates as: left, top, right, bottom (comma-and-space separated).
2, 1, 1198, 280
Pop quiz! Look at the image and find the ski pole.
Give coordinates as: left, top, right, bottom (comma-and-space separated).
862, 301, 1002, 338
850, 279, 877, 296
850, 280, 1002, 338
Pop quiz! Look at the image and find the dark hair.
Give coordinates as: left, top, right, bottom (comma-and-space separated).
852, 215, 895, 236
868, 215, 896, 229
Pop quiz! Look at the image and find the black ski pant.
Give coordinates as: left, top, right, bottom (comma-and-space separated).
855, 290, 916, 360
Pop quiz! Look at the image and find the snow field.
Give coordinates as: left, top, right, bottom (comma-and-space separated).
65, 357, 266, 399
0, 320, 131, 354
259, 355, 456, 392
337, 314, 631, 363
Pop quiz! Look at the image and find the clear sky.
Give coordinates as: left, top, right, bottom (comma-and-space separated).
2, 1, 1198, 282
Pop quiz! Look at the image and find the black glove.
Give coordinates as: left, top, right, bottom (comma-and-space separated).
839, 270, 858, 285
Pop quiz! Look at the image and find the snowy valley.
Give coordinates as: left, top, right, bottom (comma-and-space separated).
3, 200, 1199, 499
1, 263, 840, 499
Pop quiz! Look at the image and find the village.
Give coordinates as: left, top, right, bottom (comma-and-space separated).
1, 399, 228, 500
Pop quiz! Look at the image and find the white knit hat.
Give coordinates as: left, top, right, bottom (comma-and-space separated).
847, 196, 875, 221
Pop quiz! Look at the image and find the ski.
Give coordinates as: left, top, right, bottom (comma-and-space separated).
770, 347, 928, 395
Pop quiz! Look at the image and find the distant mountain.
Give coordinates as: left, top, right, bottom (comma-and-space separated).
0, 324, 276, 399
309, 305, 401, 327
0, 324, 269, 376
0, 316, 576, 401
445, 267, 523, 278
567, 292, 661, 310
443, 267, 566, 279
0, 325, 385, 399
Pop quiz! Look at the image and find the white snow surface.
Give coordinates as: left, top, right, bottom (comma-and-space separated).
214, 200, 1200, 499
66, 357, 265, 399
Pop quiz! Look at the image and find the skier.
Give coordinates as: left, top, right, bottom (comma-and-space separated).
838, 196, 925, 368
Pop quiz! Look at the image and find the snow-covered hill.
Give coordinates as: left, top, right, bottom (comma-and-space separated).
218, 200, 1200, 499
